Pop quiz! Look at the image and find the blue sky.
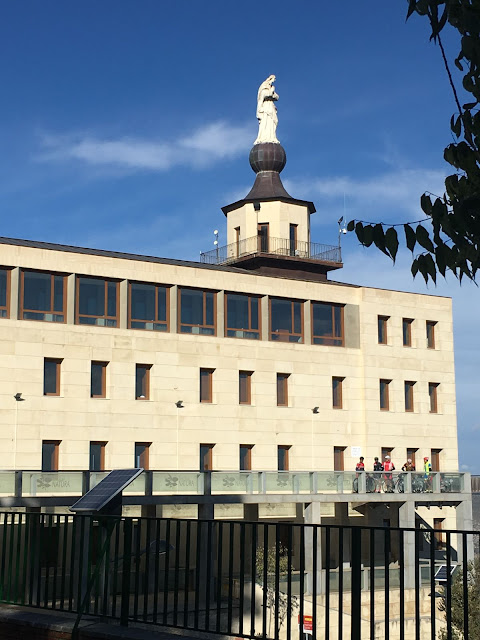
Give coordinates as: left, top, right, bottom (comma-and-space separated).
1, 2, 478, 472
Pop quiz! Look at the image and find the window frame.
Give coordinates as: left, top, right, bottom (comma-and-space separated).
257, 223, 269, 253
378, 315, 389, 345
277, 445, 290, 471
379, 379, 391, 411
311, 301, 345, 347
42, 440, 60, 471
135, 364, 151, 400
0, 267, 11, 319
332, 376, 344, 409
239, 371, 252, 405
200, 368, 214, 403
224, 292, 261, 340
407, 448, 418, 467
429, 382, 439, 413
90, 361, 107, 399
334, 446, 346, 471
240, 444, 253, 471
289, 224, 298, 256
128, 281, 170, 332
269, 297, 304, 343
404, 380, 415, 412
89, 441, 106, 471
178, 287, 217, 335
134, 442, 151, 470
20, 269, 66, 323
426, 321, 436, 349
43, 358, 62, 396
200, 443, 214, 471
76, 276, 119, 327
431, 448, 442, 472
402, 318, 413, 347
276, 373, 289, 407
235, 227, 240, 257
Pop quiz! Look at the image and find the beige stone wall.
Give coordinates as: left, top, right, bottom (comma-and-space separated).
0, 241, 457, 474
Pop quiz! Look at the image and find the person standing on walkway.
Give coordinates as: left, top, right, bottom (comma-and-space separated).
373, 457, 383, 492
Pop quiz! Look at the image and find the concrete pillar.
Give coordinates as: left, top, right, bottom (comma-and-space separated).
304, 502, 322, 595
10, 267, 19, 319
217, 291, 225, 337
261, 295, 269, 341
398, 500, 416, 588
170, 285, 178, 332
244, 503, 259, 521
304, 300, 312, 345
198, 503, 214, 520
66, 274, 75, 324
119, 280, 128, 329
455, 499, 474, 564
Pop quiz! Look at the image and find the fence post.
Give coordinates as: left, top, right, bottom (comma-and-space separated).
120, 518, 133, 627
351, 527, 362, 640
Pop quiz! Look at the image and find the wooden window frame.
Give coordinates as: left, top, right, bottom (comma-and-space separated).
379, 379, 391, 411
269, 297, 304, 343
429, 382, 439, 413
20, 270, 66, 323
257, 223, 269, 253
44, 358, 62, 396
76, 276, 119, 327
178, 287, 217, 335
0, 267, 11, 319
404, 380, 415, 412
277, 445, 290, 471
311, 302, 345, 347
135, 442, 151, 470
289, 224, 298, 256
334, 446, 346, 471
90, 361, 107, 399
407, 448, 418, 467
235, 227, 240, 257
224, 292, 261, 340
200, 443, 214, 471
239, 371, 252, 405
431, 448, 442, 472
128, 281, 170, 332
135, 364, 152, 400
240, 444, 253, 471
426, 321, 436, 349
332, 376, 344, 409
378, 315, 389, 345
200, 368, 214, 403
402, 318, 413, 347
382, 447, 394, 461
42, 440, 60, 471
89, 441, 106, 471
276, 373, 289, 407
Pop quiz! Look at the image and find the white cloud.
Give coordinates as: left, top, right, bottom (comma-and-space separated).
37, 121, 253, 172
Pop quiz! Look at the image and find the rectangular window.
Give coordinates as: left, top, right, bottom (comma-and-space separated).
44, 358, 62, 396
332, 376, 344, 409
200, 443, 214, 471
312, 302, 344, 346
235, 227, 240, 257
379, 379, 391, 410
77, 276, 118, 327
89, 442, 106, 471
42, 440, 60, 471
91, 361, 107, 398
179, 288, 216, 335
429, 382, 439, 413
136, 364, 151, 400
278, 445, 290, 471
402, 318, 413, 347
200, 368, 214, 403
225, 293, 260, 339
334, 446, 346, 471
404, 381, 415, 412
270, 298, 303, 343
434, 518, 445, 549
240, 444, 253, 470
21, 270, 65, 323
382, 447, 394, 462
426, 321, 436, 349
431, 448, 441, 472
239, 371, 252, 405
134, 442, 150, 469
378, 315, 389, 344
276, 373, 289, 407
129, 282, 169, 332
407, 448, 418, 467
257, 223, 269, 253
289, 224, 297, 256
0, 268, 10, 318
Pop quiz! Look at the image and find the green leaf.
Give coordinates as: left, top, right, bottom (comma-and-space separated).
416, 225, 435, 253
411, 258, 419, 279
404, 224, 416, 253
385, 227, 399, 262
362, 225, 374, 248
435, 243, 447, 277
346, 220, 355, 232
373, 224, 389, 256
420, 193, 433, 215
425, 254, 437, 284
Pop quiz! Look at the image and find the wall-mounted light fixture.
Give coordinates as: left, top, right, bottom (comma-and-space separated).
14, 393, 24, 402
175, 400, 184, 409
253, 202, 261, 211
312, 407, 319, 414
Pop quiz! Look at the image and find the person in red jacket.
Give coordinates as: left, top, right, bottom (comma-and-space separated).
383, 455, 395, 492
355, 457, 365, 472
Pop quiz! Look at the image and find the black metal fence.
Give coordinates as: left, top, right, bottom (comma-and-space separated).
0, 512, 477, 639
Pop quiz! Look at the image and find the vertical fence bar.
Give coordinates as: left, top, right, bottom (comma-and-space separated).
462, 532, 469, 640
430, 526, 436, 640
68, 514, 77, 611
133, 518, 141, 621
414, 528, 420, 640
398, 529, 405, 640
351, 527, 361, 640
183, 519, 191, 629
384, 527, 390, 640
111, 518, 121, 619
325, 526, 330, 640
162, 519, 171, 626
13, 512, 23, 604
120, 517, 133, 627
193, 520, 201, 630
152, 518, 161, 625
173, 519, 181, 626
250, 522, 257, 639
338, 527, 343, 640
5, 513, 13, 602
51, 515, 59, 609
102, 520, 113, 618
369, 528, 375, 640
446, 531, 452, 640
36, 514, 44, 607
274, 523, 280, 640
262, 523, 268, 639
59, 515, 69, 611
312, 526, 318, 640
21, 512, 30, 606
286, 524, 293, 640
227, 522, 234, 635
0, 512, 8, 600
216, 521, 224, 634
238, 522, 245, 637
205, 520, 213, 631
299, 525, 305, 640
142, 516, 152, 623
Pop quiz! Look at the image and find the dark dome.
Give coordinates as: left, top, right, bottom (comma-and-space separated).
249, 142, 286, 174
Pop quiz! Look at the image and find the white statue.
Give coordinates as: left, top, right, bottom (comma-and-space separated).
254, 75, 279, 144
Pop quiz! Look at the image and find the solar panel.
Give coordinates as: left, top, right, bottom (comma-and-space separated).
70, 468, 144, 513
434, 564, 457, 582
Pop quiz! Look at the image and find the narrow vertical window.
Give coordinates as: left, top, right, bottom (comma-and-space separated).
402, 318, 413, 347
407, 448, 418, 468
276, 373, 289, 407
277, 445, 290, 471
429, 382, 439, 413
91, 361, 107, 398
426, 321, 436, 349
289, 224, 298, 256
239, 371, 252, 405
134, 442, 150, 469
0, 268, 10, 318
135, 364, 151, 400
404, 381, 415, 412
200, 443, 214, 471
378, 316, 389, 344
200, 368, 214, 403
379, 379, 391, 411
89, 442, 106, 471
382, 447, 394, 461
332, 376, 344, 409
240, 444, 253, 470
44, 358, 62, 396
42, 440, 60, 471
257, 223, 269, 253
334, 446, 346, 471
433, 518, 445, 549
431, 448, 442, 472
235, 226, 240, 257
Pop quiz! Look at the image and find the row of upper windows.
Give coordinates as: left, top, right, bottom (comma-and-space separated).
378, 315, 437, 349
42, 359, 441, 413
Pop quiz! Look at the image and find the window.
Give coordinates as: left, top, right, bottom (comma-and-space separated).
426, 321, 436, 349
334, 446, 346, 471
276, 373, 289, 407
21, 270, 65, 323
225, 293, 260, 339
402, 318, 413, 347
239, 371, 252, 405
382, 447, 394, 462
289, 224, 297, 256
136, 364, 151, 400
434, 518, 445, 549
0, 268, 10, 318
332, 376, 344, 409
431, 448, 441, 472
42, 440, 60, 471
134, 442, 150, 469
379, 379, 391, 410
200, 368, 214, 403
44, 358, 62, 396
278, 445, 290, 471
235, 227, 240, 257
179, 288, 216, 335
129, 282, 169, 331
77, 277, 118, 327
200, 444, 214, 471
91, 361, 107, 398
257, 223, 269, 252
404, 381, 415, 412
312, 302, 344, 346
89, 442, 106, 471
429, 382, 439, 413
407, 448, 418, 467
270, 298, 303, 343
378, 316, 389, 344
240, 444, 253, 470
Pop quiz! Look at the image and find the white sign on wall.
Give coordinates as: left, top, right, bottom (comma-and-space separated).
351, 446, 362, 458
